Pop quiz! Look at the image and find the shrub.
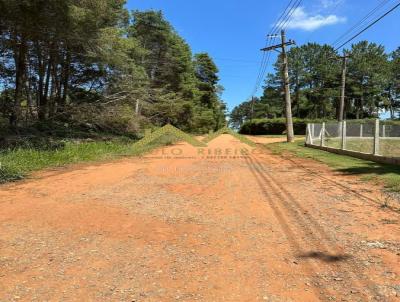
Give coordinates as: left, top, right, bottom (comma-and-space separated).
0, 136, 66, 151
239, 118, 326, 135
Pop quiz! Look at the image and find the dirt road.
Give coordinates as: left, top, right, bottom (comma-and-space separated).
1, 135, 399, 301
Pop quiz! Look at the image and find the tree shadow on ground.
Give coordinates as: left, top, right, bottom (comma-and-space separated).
297, 251, 352, 263
337, 163, 400, 182
336, 162, 400, 177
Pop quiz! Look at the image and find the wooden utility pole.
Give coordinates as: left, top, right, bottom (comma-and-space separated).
250, 96, 255, 121
261, 30, 295, 142
281, 31, 295, 143
337, 53, 350, 122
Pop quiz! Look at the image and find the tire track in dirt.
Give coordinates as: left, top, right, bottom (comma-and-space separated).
258, 144, 400, 213
1, 135, 398, 301
249, 157, 347, 252
244, 156, 332, 301
246, 154, 381, 301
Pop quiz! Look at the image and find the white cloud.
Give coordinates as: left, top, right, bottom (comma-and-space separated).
320, 0, 342, 9
280, 7, 346, 31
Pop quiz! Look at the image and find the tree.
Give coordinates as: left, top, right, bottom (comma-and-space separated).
127, 11, 226, 132
0, 5, 226, 135
193, 53, 225, 130
0, 0, 128, 125
232, 41, 394, 126
346, 41, 389, 119
386, 48, 400, 118
285, 43, 340, 119
129, 11, 194, 92
229, 99, 255, 129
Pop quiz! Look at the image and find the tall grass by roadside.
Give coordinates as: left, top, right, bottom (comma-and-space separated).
0, 135, 177, 184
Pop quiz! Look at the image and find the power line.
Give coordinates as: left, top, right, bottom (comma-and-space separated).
253, 36, 276, 95
255, 0, 299, 90
269, 0, 296, 34
332, 0, 392, 48
254, 1, 299, 94
256, 0, 303, 94
276, 0, 303, 32
334, 0, 400, 51
250, 0, 303, 99
277, 0, 302, 31
259, 0, 303, 85
251, 37, 271, 96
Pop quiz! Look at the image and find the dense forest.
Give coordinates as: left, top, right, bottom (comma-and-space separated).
230, 42, 400, 129
0, 1, 226, 137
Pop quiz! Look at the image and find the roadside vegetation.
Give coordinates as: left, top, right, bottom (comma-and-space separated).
0, 134, 177, 184
1, 2, 226, 141
0, 1, 227, 183
266, 139, 400, 192
240, 118, 325, 135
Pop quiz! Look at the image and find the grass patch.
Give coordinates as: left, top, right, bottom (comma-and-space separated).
266, 140, 400, 192
322, 137, 400, 157
0, 135, 178, 184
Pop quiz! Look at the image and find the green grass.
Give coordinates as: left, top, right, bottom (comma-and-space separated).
322, 137, 400, 157
266, 139, 400, 192
0, 135, 178, 184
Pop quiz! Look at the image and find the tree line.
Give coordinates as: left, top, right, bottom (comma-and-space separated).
230, 41, 400, 129
0, 1, 226, 136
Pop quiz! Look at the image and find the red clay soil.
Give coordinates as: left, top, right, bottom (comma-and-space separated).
0, 134, 399, 301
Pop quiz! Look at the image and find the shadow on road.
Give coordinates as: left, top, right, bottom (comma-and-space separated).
297, 251, 352, 263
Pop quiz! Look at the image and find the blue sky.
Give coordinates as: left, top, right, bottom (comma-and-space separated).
126, 0, 400, 112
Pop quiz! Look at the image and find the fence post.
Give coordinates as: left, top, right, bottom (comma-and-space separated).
341, 120, 346, 150
320, 122, 326, 147
306, 124, 309, 144
306, 124, 311, 145
311, 123, 315, 139
337, 123, 342, 140
305, 124, 309, 144
307, 124, 314, 145
373, 119, 380, 155
360, 124, 363, 137
382, 125, 386, 138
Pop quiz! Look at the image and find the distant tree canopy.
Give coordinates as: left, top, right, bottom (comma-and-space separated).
230, 42, 400, 128
0, 1, 226, 135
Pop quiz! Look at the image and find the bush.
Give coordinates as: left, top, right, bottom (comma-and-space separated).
0, 165, 24, 183
0, 135, 66, 151
239, 118, 326, 135
69, 104, 141, 137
